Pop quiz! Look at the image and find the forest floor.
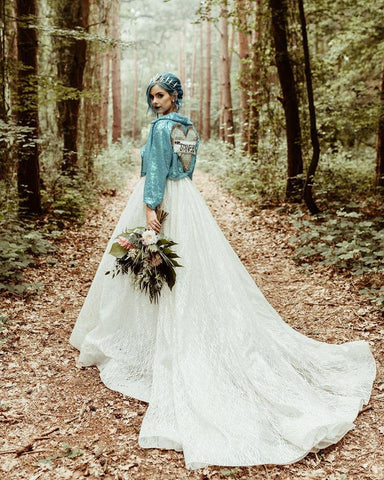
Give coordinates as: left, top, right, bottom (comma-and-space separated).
0, 165, 383, 480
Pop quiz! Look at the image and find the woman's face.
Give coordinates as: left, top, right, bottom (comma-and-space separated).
149, 84, 175, 115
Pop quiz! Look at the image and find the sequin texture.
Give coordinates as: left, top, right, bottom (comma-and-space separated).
140, 112, 199, 209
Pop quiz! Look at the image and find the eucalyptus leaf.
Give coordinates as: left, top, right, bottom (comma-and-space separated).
109, 243, 128, 258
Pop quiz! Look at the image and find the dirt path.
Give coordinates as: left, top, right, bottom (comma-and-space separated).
1, 168, 383, 480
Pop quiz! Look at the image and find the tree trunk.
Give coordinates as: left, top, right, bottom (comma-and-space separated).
220, 1, 235, 146
190, 25, 197, 123
7, 0, 18, 124
228, 22, 235, 68
237, 0, 251, 151
298, 0, 320, 214
132, 21, 138, 141
0, 0, 8, 181
16, 0, 41, 214
82, 0, 103, 170
219, 88, 225, 140
182, 28, 187, 89
376, 56, 384, 187
199, 22, 204, 135
0, 0, 5, 121
248, 0, 261, 158
269, 0, 303, 201
178, 29, 187, 88
219, 45, 225, 141
101, 17, 110, 149
203, 18, 211, 141
56, 0, 89, 174
111, 0, 121, 143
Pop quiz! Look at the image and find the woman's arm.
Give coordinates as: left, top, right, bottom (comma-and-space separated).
143, 122, 173, 215
146, 205, 161, 232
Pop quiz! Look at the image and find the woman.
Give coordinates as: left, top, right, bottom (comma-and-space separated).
70, 72, 376, 470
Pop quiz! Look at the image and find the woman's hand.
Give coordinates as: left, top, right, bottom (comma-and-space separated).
146, 205, 161, 232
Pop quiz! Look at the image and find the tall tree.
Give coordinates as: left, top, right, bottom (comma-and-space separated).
190, 24, 197, 123
178, 27, 187, 89
0, 0, 8, 181
376, 56, 384, 188
82, 0, 103, 169
8, 1, 18, 122
16, 0, 41, 213
220, 0, 235, 146
0, 0, 5, 121
298, 0, 320, 213
199, 22, 204, 134
236, 0, 251, 151
269, 0, 303, 200
247, 0, 261, 158
56, 1, 90, 174
101, 6, 111, 149
131, 21, 138, 141
219, 60, 225, 140
203, 16, 211, 141
111, 0, 121, 143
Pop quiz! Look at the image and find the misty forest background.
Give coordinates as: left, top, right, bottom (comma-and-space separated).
0, 0, 384, 314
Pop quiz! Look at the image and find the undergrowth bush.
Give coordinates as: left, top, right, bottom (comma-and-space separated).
0, 140, 137, 295
313, 146, 376, 203
198, 140, 377, 206
290, 206, 384, 309
92, 139, 137, 193
42, 138, 136, 224
197, 139, 286, 205
0, 196, 56, 294
198, 139, 382, 309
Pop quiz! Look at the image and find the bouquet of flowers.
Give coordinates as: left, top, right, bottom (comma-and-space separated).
106, 210, 182, 303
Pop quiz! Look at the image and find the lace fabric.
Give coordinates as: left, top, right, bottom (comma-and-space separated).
70, 176, 376, 470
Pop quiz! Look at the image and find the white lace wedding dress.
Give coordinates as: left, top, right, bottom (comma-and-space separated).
70, 175, 376, 470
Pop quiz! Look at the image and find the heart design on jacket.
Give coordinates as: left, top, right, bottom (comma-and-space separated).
170, 124, 198, 172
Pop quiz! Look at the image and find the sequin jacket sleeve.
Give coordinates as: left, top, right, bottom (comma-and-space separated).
142, 121, 173, 210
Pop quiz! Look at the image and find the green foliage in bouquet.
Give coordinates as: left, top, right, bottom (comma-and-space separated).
107, 211, 182, 303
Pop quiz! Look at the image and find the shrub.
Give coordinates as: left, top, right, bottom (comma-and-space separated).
290, 206, 384, 309
197, 140, 377, 207
197, 139, 382, 309
42, 139, 137, 224
0, 212, 55, 294
0, 140, 137, 294
197, 139, 286, 205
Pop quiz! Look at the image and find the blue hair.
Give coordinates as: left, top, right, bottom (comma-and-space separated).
146, 72, 184, 114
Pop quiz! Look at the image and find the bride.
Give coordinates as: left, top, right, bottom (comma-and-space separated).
69, 72, 376, 470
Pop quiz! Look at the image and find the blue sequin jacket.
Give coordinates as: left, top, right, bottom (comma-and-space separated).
140, 112, 199, 210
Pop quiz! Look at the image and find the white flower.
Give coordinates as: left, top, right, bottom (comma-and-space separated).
141, 229, 158, 246
128, 248, 138, 259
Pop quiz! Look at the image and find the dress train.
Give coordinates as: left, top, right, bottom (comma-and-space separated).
70, 175, 376, 470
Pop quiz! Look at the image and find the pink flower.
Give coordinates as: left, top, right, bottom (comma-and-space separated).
150, 253, 163, 267
118, 237, 134, 250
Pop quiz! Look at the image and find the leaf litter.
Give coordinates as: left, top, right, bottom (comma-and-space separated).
0, 168, 382, 480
